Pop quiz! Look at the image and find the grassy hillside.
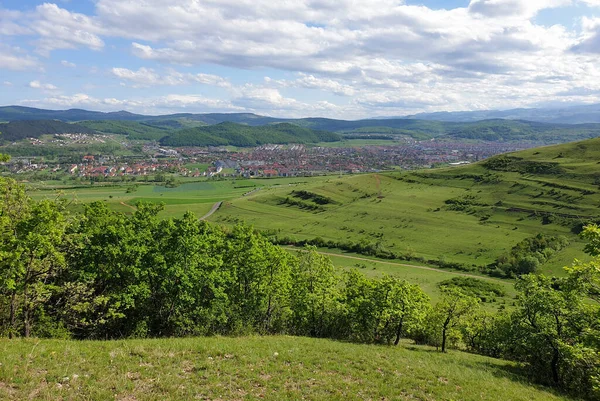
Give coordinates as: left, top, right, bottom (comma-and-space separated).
160, 122, 341, 146
210, 137, 600, 276
0, 120, 98, 142
0, 336, 570, 401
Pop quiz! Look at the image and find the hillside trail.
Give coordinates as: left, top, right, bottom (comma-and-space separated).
200, 201, 223, 220
284, 247, 508, 284
120, 201, 137, 211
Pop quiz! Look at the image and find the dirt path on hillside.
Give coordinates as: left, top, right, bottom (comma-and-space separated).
120, 201, 137, 211
200, 201, 223, 220
284, 247, 507, 284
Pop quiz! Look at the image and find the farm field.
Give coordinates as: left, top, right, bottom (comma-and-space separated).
26, 177, 331, 219
0, 336, 571, 401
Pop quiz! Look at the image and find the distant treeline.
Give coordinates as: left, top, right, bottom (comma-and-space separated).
272, 233, 570, 279
483, 155, 565, 175
271, 236, 481, 272
0, 120, 97, 142
77, 120, 172, 141
159, 122, 341, 147
4, 114, 600, 146
1, 173, 599, 399
342, 135, 395, 140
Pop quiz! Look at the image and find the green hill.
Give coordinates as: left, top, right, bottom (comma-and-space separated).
2, 106, 600, 144
0, 336, 570, 401
445, 119, 600, 142
160, 122, 341, 146
0, 120, 98, 142
211, 137, 600, 276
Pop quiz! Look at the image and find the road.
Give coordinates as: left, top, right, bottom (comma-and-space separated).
200, 201, 223, 220
284, 247, 506, 283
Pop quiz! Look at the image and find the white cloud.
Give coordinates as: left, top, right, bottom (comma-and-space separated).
468, 0, 571, 19
110, 67, 231, 88
0, 45, 38, 70
61, 60, 76, 68
571, 16, 600, 53
0, 8, 31, 35
29, 80, 58, 91
19, 92, 243, 115
32, 3, 104, 55
230, 85, 341, 116
3, 0, 600, 117
266, 74, 355, 96
3, 81, 12, 86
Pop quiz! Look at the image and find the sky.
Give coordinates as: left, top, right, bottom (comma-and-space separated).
1, 0, 600, 119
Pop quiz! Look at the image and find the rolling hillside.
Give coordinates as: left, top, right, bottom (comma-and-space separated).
3, 106, 600, 145
0, 336, 570, 401
210, 137, 600, 276
405, 103, 600, 124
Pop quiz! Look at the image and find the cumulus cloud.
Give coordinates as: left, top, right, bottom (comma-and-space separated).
0, 8, 31, 35
230, 86, 341, 116
266, 74, 355, 96
0, 45, 38, 70
4, 0, 600, 117
110, 67, 231, 88
468, 0, 570, 19
61, 60, 76, 68
571, 17, 600, 53
32, 3, 104, 55
19, 93, 243, 115
29, 80, 58, 91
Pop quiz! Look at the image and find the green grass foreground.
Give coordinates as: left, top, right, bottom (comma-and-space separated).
0, 336, 570, 401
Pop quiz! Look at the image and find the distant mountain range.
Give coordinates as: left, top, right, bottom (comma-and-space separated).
1, 103, 599, 126
2, 105, 600, 146
403, 103, 600, 124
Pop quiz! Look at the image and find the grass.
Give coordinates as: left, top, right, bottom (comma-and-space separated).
22, 138, 600, 300
211, 138, 600, 277
0, 336, 571, 401
299, 250, 517, 306
214, 173, 585, 276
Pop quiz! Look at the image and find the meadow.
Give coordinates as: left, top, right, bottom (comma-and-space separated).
22, 137, 600, 300
0, 336, 572, 401
211, 138, 600, 277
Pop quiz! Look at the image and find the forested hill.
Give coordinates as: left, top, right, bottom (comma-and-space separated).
0, 120, 98, 142
444, 119, 600, 142
3, 106, 600, 145
159, 122, 341, 146
77, 120, 174, 141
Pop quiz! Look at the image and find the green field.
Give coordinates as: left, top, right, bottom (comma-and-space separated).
22, 137, 600, 296
0, 336, 571, 401
26, 177, 331, 220
298, 250, 517, 304
209, 138, 600, 277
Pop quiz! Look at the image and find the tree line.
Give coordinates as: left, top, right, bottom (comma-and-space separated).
0, 173, 598, 399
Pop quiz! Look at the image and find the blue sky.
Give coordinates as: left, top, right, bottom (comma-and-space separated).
1, 0, 600, 118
